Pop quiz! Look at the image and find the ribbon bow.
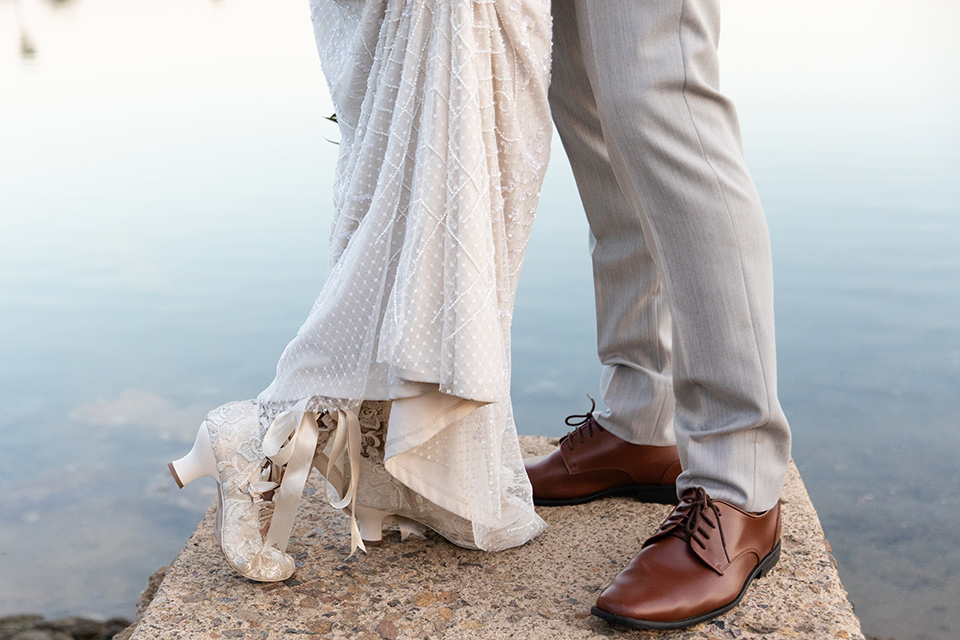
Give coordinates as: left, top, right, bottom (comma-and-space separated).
261, 398, 367, 556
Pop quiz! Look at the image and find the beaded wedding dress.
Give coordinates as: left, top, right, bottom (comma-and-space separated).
171, 0, 553, 579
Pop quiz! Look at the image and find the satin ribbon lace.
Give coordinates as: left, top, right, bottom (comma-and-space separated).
261, 398, 367, 556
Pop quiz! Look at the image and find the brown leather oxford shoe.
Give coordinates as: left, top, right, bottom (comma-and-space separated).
592, 487, 781, 630
525, 402, 681, 506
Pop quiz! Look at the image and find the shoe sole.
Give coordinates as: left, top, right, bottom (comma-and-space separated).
590, 540, 782, 630
533, 484, 679, 507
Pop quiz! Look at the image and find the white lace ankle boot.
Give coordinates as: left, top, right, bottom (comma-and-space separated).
169, 400, 330, 581
321, 401, 478, 550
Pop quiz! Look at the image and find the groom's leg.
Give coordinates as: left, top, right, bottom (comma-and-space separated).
570, 0, 790, 513
564, 0, 792, 629
522, 0, 683, 509
549, 0, 676, 448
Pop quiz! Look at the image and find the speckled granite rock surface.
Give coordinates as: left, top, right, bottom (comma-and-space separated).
131, 437, 864, 639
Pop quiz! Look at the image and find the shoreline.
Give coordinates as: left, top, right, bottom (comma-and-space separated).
0, 567, 165, 640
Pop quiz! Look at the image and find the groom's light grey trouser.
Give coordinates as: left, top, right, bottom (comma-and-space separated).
549, 0, 791, 512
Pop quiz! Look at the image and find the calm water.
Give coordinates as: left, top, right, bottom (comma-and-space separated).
2, 1, 959, 639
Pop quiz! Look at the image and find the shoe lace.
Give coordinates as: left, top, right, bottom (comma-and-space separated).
562, 398, 605, 450
660, 487, 723, 551
237, 459, 283, 537
262, 401, 367, 555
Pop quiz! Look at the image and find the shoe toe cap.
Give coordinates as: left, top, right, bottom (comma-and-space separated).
594, 539, 726, 624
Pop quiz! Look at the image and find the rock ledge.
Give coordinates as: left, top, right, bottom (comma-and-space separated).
129, 437, 865, 639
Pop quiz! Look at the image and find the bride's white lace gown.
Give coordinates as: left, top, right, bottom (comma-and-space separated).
256, 0, 552, 553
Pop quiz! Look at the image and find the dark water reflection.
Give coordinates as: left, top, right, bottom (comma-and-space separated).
1, 1, 959, 639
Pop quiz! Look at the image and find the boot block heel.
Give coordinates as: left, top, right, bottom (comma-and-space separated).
169, 423, 219, 488
354, 505, 394, 545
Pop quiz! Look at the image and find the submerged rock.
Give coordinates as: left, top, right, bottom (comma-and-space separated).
0, 614, 131, 640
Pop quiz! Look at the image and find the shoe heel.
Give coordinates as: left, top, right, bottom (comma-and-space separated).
355, 506, 394, 545
168, 423, 219, 488
636, 485, 681, 505
757, 541, 781, 579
